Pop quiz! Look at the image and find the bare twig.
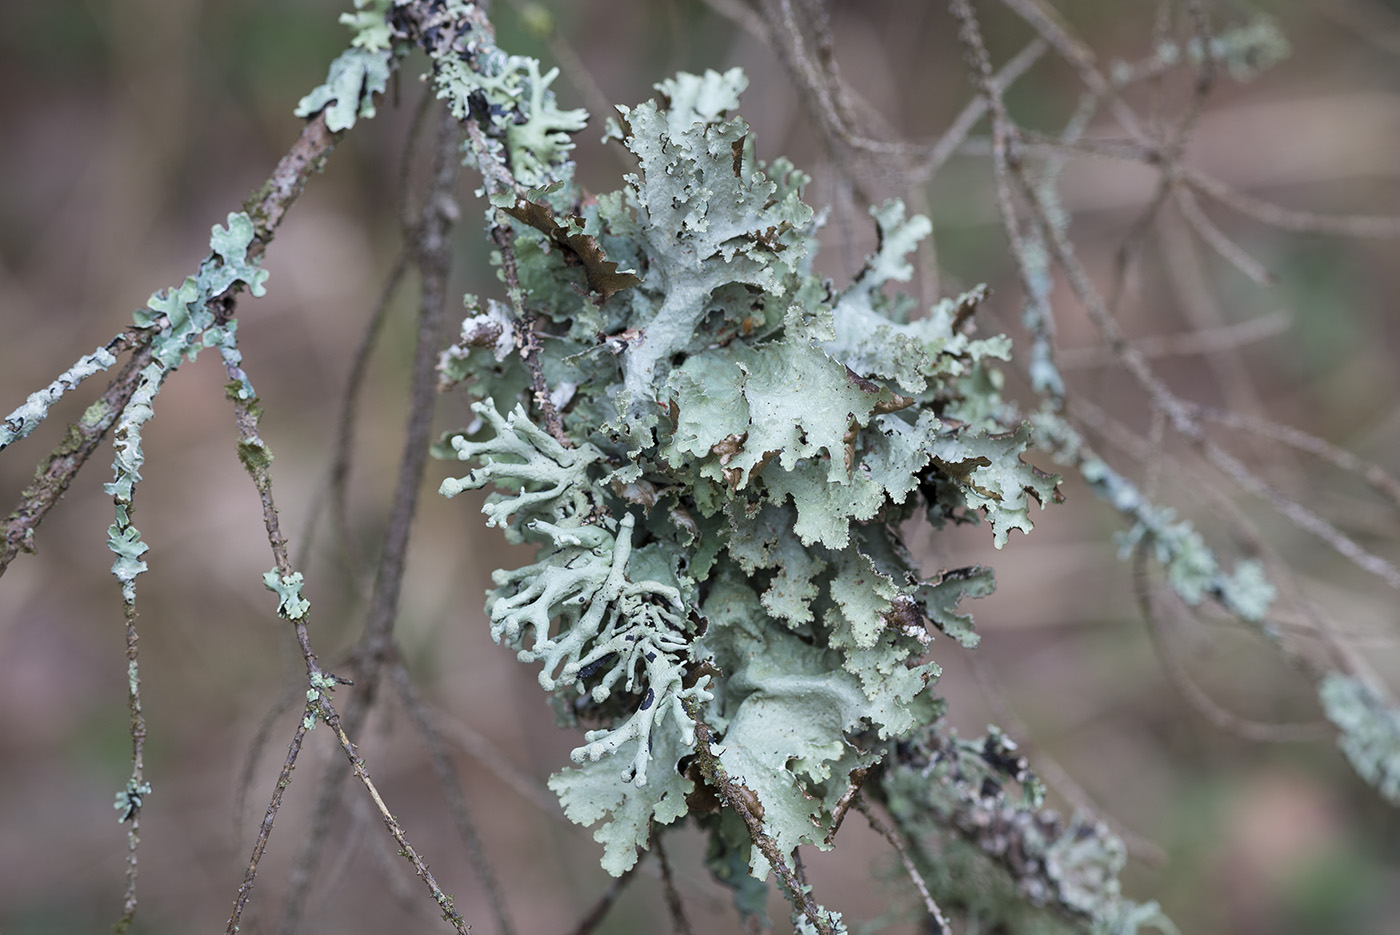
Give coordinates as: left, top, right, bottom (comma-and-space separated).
917, 39, 1048, 182
326, 249, 411, 586
110, 596, 148, 935
226, 712, 315, 935
1185, 167, 1400, 238
958, 0, 1400, 602
993, 129, 1400, 241
280, 102, 465, 935
1056, 311, 1290, 369
654, 834, 696, 935
1132, 545, 1330, 742
1194, 405, 1400, 511
995, 0, 1151, 144
353, 791, 452, 923
320, 698, 474, 932
563, 865, 639, 935
1107, 0, 1217, 314
392, 662, 517, 935
224, 346, 471, 934
362, 106, 461, 667
855, 798, 951, 935
698, 0, 769, 41
1317, 0, 1400, 58
432, 711, 561, 815
233, 683, 301, 858
275, 700, 367, 935
222, 99, 467, 929
1171, 186, 1275, 286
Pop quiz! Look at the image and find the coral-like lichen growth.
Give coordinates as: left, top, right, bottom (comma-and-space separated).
441, 399, 711, 787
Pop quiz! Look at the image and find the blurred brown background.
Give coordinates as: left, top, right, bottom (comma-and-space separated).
3, 1, 1400, 933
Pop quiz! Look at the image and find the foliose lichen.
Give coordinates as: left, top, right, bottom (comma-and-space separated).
436, 67, 1062, 880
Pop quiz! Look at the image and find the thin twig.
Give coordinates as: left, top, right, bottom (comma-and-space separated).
275, 699, 367, 935
326, 249, 410, 587
392, 662, 517, 935
432, 710, 562, 815
353, 792, 452, 923
223, 341, 340, 935
224, 369, 471, 934
855, 798, 950, 935
1056, 311, 1290, 369
1067, 395, 1364, 682
226, 712, 314, 935
654, 834, 696, 935
995, 0, 1152, 144
1106, 0, 1217, 314
957, 0, 1396, 735
1194, 405, 1400, 510
1172, 185, 1275, 286
1132, 545, 1330, 742
1155, 195, 1286, 483
1185, 167, 1400, 238
110, 595, 148, 934
233, 683, 301, 862
362, 106, 461, 666
2, 111, 341, 578
319, 698, 473, 932
492, 222, 570, 444
962, 648, 1166, 866
997, 129, 1400, 240
280, 102, 465, 935
917, 39, 1048, 181
1317, 0, 1400, 58
562, 865, 639, 935
964, 3, 1400, 601
317, 91, 430, 585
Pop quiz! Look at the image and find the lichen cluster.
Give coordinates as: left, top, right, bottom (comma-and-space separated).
436, 67, 1061, 889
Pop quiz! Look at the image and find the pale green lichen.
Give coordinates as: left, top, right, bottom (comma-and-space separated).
114, 778, 152, 823
340, 0, 393, 52
882, 723, 1177, 934
263, 570, 311, 620
1157, 15, 1291, 82
442, 399, 713, 788
294, 47, 391, 132
1032, 408, 1276, 622
1319, 673, 1400, 804
0, 345, 119, 451
432, 52, 588, 200
436, 69, 1062, 882
106, 212, 268, 602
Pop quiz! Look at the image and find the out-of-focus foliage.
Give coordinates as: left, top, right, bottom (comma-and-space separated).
882, 724, 1176, 934
1320, 673, 1400, 805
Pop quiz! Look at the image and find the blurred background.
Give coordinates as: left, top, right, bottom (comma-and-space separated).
2, 1, 1400, 933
